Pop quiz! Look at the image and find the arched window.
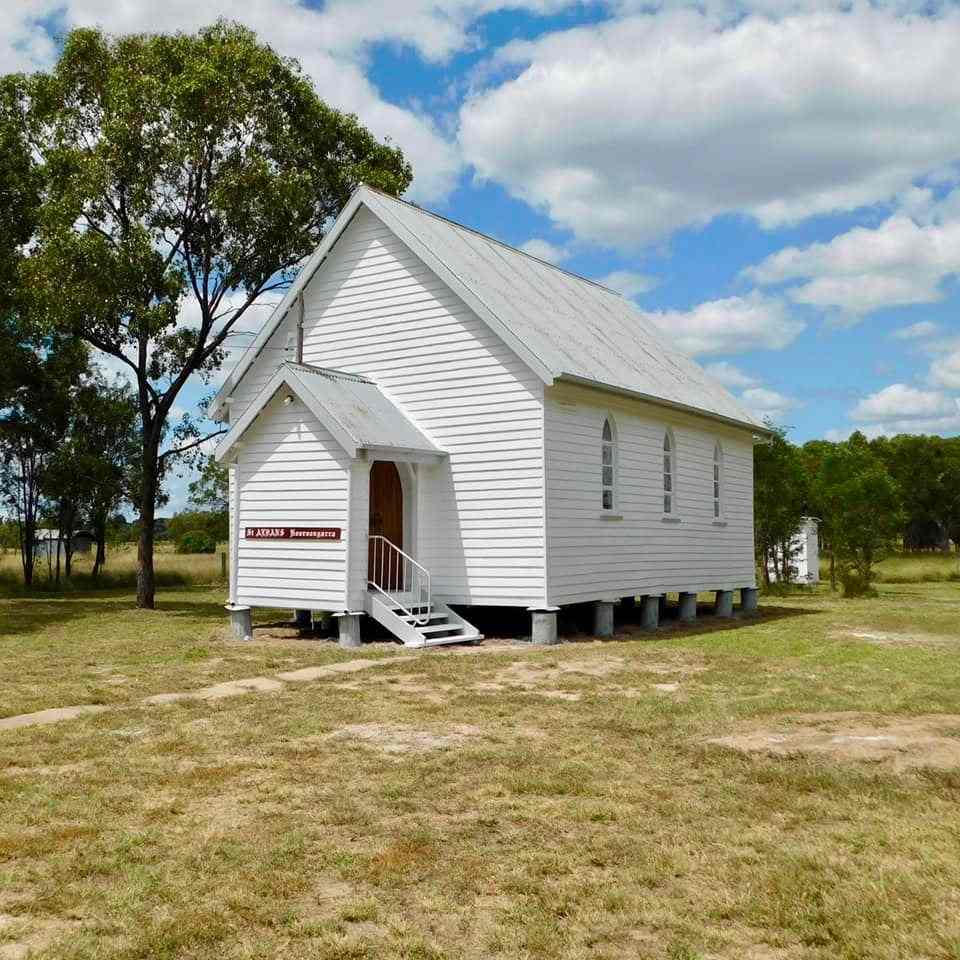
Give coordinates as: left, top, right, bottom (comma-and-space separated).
713, 442, 722, 518
663, 430, 674, 514
601, 418, 616, 511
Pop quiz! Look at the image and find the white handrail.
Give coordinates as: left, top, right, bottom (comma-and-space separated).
368, 535, 431, 626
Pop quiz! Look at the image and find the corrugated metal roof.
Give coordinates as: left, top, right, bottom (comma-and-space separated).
213, 185, 766, 432
285, 363, 442, 456
215, 361, 444, 462
361, 188, 765, 431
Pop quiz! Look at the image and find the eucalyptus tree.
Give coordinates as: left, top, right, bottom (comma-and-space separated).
753, 425, 808, 585
813, 433, 903, 597
0, 75, 40, 407
23, 22, 412, 607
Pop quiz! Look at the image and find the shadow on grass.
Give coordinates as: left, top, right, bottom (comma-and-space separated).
0, 585, 228, 639
449, 600, 818, 643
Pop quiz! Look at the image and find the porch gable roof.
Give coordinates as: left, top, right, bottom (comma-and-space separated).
214, 362, 444, 463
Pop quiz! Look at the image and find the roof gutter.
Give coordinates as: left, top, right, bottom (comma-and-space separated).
555, 374, 775, 437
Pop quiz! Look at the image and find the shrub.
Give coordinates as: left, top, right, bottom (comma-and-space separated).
176, 531, 216, 555
839, 568, 878, 599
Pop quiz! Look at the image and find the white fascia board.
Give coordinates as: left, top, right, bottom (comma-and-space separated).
208, 191, 367, 421
556, 374, 774, 437
361, 445, 446, 464
214, 367, 360, 463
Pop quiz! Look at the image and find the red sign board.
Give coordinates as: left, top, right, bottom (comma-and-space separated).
244, 527, 341, 541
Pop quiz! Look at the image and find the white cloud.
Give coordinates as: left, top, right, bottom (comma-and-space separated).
1, 0, 506, 203
519, 238, 568, 263
646, 292, 803, 357
459, 7, 960, 248
930, 346, 960, 390
746, 211, 960, 319
851, 383, 958, 421
739, 386, 801, 424
892, 320, 941, 341
703, 361, 759, 390
596, 270, 658, 298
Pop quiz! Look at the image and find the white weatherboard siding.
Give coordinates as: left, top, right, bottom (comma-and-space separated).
228, 310, 297, 422
545, 383, 755, 605
299, 207, 546, 606
235, 392, 350, 609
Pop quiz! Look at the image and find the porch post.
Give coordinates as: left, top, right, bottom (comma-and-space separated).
529, 606, 560, 645
226, 604, 253, 641
335, 611, 363, 648
593, 599, 616, 638
640, 595, 659, 631
678, 591, 697, 622
715, 590, 734, 618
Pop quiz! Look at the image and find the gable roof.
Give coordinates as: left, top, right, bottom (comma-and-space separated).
211, 185, 767, 433
215, 362, 444, 463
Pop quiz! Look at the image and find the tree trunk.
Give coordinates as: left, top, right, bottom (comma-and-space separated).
55, 521, 62, 586
137, 439, 160, 609
21, 513, 34, 588
93, 513, 107, 579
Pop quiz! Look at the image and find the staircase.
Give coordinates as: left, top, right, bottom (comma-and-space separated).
366, 536, 482, 648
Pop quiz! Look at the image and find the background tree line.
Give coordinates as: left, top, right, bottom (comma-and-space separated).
755, 428, 960, 597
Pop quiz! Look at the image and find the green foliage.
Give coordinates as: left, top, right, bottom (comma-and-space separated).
21, 20, 412, 607
870, 434, 960, 550
175, 531, 216, 555
813, 432, 903, 598
189, 456, 229, 513
168, 509, 227, 545
754, 424, 808, 584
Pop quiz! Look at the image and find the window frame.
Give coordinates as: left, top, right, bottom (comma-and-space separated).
662, 428, 676, 516
713, 441, 723, 520
601, 416, 617, 513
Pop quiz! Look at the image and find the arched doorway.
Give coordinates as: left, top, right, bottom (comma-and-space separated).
368, 461, 404, 587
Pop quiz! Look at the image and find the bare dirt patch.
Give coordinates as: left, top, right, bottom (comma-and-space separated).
708, 712, 960, 770
831, 627, 958, 647
327, 722, 482, 755
0, 705, 108, 731
0, 912, 81, 960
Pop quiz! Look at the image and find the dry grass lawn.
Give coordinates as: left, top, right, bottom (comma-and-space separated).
1, 580, 960, 959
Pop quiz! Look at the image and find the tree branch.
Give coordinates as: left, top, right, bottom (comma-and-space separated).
158, 429, 227, 465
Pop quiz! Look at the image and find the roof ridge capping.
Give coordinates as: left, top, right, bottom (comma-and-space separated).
282, 360, 374, 384
357, 183, 622, 297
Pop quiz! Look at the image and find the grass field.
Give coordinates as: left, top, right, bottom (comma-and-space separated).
1, 575, 960, 959
0, 544, 227, 593
874, 550, 960, 583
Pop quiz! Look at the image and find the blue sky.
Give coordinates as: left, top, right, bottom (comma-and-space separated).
5, 0, 960, 512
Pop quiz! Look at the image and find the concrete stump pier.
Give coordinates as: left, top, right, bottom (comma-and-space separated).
741, 587, 759, 614
593, 600, 616, 638
529, 607, 560, 645
335, 612, 363, 648
715, 590, 734, 618
294, 609, 313, 631
640, 595, 659, 631
678, 591, 698, 622
226, 604, 253, 642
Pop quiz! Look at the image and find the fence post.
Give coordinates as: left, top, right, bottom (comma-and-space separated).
220, 551, 227, 580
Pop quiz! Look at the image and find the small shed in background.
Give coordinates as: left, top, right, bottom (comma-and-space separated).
767, 517, 820, 584
34, 530, 95, 561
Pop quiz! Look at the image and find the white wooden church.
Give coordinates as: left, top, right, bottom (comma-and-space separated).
212, 185, 768, 647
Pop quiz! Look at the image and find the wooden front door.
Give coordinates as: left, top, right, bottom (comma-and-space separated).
368, 461, 403, 587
